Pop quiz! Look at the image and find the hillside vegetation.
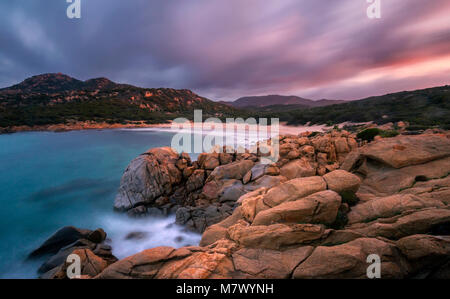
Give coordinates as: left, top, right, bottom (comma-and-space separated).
269, 86, 450, 129
0, 74, 243, 127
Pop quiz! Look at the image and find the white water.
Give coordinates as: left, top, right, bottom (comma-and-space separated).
101, 214, 201, 259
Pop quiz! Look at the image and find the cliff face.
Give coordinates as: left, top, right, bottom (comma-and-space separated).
34, 130, 450, 279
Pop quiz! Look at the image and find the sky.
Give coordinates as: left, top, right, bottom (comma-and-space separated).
0, 0, 449, 101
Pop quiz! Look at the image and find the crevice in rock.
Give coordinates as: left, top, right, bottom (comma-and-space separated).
289, 247, 316, 278
429, 221, 450, 236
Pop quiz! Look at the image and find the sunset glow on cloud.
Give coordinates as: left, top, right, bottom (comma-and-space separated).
0, 0, 449, 101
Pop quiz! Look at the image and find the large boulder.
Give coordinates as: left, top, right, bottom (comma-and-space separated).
397, 234, 450, 278
357, 156, 450, 199
96, 246, 190, 279
217, 180, 246, 203
200, 207, 244, 246
29, 226, 92, 258
262, 176, 327, 208
323, 170, 361, 194
341, 133, 450, 200
348, 208, 450, 240
199, 160, 256, 201
228, 222, 325, 250
240, 188, 271, 222
202, 153, 220, 170
175, 204, 234, 233
232, 247, 313, 279
292, 238, 410, 279
114, 147, 182, 211
97, 245, 236, 279
206, 160, 255, 182
400, 176, 450, 205
45, 249, 109, 279
397, 234, 450, 261
185, 169, 205, 192
156, 250, 235, 279
243, 175, 288, 192
31, 226, 116, 279
280, 158, 316, 180
348, 194, 445, 224
359, 134, 450, 169
252, 190, 342, 226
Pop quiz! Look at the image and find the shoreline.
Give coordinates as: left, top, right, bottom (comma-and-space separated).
0, 121, 174, 135
0, 121, 336, 136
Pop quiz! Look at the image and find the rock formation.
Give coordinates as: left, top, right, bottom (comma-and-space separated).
43, 130, 450, 279
113, 130, 359, 233
29, 226, 117, 279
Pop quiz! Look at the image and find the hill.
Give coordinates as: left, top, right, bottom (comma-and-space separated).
271, 85, 450, 129
223, 95, 345, 110
0, 73, 243, 128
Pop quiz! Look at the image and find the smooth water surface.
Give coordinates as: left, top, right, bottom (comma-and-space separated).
0, 129, 201, 278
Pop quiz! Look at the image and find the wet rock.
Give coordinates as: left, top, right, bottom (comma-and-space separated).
114, 147, 182, 211
29, 226, 91, 258
34, 227, 117, 279
175, 236, 184, 243
127, 205, 148, 217
125, 232, 149, 241
176, 204, 233, 233
87, 228, 107, 244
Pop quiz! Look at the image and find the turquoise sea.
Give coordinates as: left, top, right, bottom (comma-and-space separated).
0, 129, 201, 278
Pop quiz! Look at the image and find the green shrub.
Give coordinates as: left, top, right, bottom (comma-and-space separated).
380, 130, 399, 138
406, 125, 429, 131
356, 128, 381, 142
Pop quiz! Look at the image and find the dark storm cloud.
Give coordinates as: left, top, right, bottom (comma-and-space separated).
0, 0, 449, 100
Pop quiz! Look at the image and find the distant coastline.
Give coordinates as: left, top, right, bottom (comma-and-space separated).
0, 121, 173, 134
0, 120, 334, 135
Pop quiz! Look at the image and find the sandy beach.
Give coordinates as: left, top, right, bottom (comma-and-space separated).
1, 120, 332, 136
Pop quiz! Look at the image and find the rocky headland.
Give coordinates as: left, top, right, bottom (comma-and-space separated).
33, 128, 450, 279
